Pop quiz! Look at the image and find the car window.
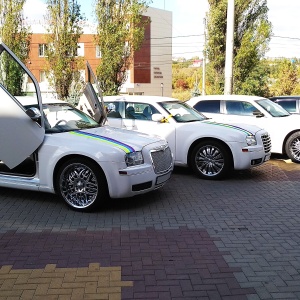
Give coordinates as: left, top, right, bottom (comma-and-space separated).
25, 103, 100, 133
105, 101, 122, 118
225, 101, 256, 116
160, 101, 206, 122
256, 99, 290, 117
194, 100, 220, 113
124, 102, 159, 120
275, 100, 296, 113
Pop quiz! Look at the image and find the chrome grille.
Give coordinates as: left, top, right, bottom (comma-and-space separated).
261, 133, 272, 153
150, 146, 172, 174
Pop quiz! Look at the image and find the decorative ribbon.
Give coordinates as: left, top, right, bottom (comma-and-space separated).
70, 131, 135, 153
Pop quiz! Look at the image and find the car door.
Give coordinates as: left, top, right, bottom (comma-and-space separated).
120, 101, 176, 155
0, 42, 44, 169
221, 100, 268, 127
82, 62, 107, 125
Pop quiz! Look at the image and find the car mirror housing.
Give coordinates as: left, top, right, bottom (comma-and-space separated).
152, 113, 164, 122
25, 107, 42, 122
253, 110, 264, 118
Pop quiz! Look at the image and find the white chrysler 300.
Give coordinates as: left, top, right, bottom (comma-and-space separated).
79, 95, 272, 180
0, 42, 173, 212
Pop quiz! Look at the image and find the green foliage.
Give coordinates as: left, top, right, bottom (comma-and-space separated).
95, 0, 151, 95
269, 58, 299, 96
206, 0, 272, 96
235, 59, 270, 96
172, 62, 203, 100
45, 0, 84, 101
0, 0, 31, 96
172, 90, 191, 101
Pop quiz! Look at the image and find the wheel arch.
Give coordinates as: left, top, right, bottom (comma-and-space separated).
187, 137, 234, 168
53, 154, 108, 194
282, 130, 300, 155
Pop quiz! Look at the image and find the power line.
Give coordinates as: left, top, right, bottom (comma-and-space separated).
272, 35, 300, 41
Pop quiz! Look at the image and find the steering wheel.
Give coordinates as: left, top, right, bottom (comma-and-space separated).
54, 119, 67, 126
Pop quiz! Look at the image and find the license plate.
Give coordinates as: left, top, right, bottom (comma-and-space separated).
156, 172, 171, 185
264, 154, 271, 162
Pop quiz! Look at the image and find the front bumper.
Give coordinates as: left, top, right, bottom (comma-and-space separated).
101, 161, 173, 198
230, 142, 271, 170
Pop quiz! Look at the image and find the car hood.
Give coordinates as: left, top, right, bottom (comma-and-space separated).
70, 125, 166, 152
200, 120, 264, 135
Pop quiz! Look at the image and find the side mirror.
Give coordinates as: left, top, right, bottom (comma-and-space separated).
253, 110, 264, 118
152, 113, 164, 122
26, 107, 41, 121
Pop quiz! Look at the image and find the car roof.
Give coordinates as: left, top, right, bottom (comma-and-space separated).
269, 96, 300, 100
103, 95, 178, 104
188, 95, 266, 103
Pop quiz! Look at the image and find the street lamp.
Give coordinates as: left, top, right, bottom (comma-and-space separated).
160, 83, 164, 97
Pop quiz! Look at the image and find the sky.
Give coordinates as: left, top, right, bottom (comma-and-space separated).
23, 0, 300, 59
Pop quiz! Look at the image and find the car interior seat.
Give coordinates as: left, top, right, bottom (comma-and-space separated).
125, 106, 135, 119
143, 106, 152, 119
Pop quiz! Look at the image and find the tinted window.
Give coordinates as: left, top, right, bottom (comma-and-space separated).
275, 100, 296, 113
225, 101, 256, 116
194, 100, 220, 113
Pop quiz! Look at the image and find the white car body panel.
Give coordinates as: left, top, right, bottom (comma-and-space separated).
101, 95, 271, 172
187, 95, 300, 155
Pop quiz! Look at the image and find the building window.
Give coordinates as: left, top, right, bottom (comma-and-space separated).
96, 45, 102, 58
38, 44, 48, 57
77, 43, 84, 57
40, 71, 47, 83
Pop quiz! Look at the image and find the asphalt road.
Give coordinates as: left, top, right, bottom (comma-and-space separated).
0, 156, 299, 299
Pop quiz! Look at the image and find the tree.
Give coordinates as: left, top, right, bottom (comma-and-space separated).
95, 0, 151, 95
206, 0, 272, 96
0, 0, 31, 95
269, 59, 298, 96
45, 0, 84, 101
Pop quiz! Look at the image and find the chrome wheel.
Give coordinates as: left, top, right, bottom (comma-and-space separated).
195, 145, 224, 176
56, 158, 107, 211
60, 163, 98, 209
286, 132, 300, 163
190, 141, 231, 179
290, 139, 300, 161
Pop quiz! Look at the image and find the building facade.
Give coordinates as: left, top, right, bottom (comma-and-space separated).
26, 7, 172, 98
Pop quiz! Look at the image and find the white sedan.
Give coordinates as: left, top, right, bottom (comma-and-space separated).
0, 42, 173, 212
79, 95, 272, 180
187, 95, 300, 163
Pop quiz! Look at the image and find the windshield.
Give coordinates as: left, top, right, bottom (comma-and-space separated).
25, 103, 100, 133
256, 99, 290, 117
159, 101, 207, 122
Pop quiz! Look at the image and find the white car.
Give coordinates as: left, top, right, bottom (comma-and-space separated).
78, 95, 272, 180
187, 95, 300, 163
0, 42, 173, 212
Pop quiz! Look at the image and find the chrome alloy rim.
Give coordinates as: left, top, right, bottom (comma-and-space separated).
195, 145, 224, 176
290, 137, 300, 161
60, 163, 98, 208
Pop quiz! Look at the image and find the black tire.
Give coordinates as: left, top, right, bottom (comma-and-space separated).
285, 132, 300, 163
55, 157, 108, 211
190, 140, 232, 180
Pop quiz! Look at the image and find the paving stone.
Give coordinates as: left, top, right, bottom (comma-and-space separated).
0, 158, 300, 299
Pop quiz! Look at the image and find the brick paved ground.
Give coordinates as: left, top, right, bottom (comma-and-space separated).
0, 156, 300, 299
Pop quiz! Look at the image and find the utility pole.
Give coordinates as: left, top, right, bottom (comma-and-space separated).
224, 0, 234, 95
202, 17, 206, 96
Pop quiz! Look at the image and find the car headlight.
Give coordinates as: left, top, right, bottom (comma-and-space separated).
125, 151, 144, 166
246, 135, 257, 146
